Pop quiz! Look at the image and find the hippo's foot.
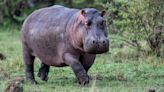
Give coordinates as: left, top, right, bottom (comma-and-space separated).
29, 79, 37, 84
75, 75, 92, 83
38, 62, 50, 81
26, 77, 37, 84
77, 75, 89, 85
25, 64, 37, 84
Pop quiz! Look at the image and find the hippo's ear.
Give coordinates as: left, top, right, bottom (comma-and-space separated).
100, 10, 106, 17
80, 9, 86, 17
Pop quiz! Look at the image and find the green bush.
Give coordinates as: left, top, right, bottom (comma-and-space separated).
0, 0, 25, 23
104, 0, 164, 57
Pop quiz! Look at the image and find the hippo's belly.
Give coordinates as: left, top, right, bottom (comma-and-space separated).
32, 43, 67, 67
29, 29, 67, 67
39, 55, 67, 67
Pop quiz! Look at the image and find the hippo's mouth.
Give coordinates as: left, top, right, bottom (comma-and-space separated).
83, 45, 109, 54
86, 48, 109, 54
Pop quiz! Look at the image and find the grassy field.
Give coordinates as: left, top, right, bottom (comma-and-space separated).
0, 28, 164, 92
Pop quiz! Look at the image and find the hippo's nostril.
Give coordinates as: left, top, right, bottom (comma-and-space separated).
102, 41, 105, 44
92, 40, 96, 44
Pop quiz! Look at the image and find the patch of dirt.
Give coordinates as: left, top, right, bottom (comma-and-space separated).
91, 75, 103, 80
4, 77, 24, 92
92, 74, 128, 81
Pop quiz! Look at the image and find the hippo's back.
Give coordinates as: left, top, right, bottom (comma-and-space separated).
22, 5, 78, 35
21, 5, 79, 66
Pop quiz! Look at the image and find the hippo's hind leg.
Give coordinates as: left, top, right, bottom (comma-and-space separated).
37, 62, 50, 81
23, 45, 37, 84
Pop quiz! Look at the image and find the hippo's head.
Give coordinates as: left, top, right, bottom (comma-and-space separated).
77, 9, 109, 54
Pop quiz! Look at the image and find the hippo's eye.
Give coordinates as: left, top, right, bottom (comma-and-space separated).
100, 20, 106, 26
85, 21, 92, 27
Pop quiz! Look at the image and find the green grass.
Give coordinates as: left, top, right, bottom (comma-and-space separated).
0, 29, 164, 92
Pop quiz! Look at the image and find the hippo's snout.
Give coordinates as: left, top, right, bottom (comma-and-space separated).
84, 38, 109, 54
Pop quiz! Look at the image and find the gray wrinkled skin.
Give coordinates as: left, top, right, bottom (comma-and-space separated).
21, 5, 109, 85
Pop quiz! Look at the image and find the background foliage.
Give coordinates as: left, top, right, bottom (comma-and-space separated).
0, 0, 163, 57
105, 0, 164, 57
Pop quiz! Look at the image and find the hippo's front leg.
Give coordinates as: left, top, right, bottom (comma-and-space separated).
64, 53, 89, 85
38, 62, 50, 81
81, 54, 96, 73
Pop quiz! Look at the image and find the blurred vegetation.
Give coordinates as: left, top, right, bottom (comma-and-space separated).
0, 0, 106, 24
105, 0, 164, 57
0, 0, 163, 57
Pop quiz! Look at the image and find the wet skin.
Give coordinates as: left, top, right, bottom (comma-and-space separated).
21, 5, 109, 85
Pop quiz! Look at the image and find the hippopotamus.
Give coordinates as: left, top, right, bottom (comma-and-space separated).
21, 5, 109, 85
